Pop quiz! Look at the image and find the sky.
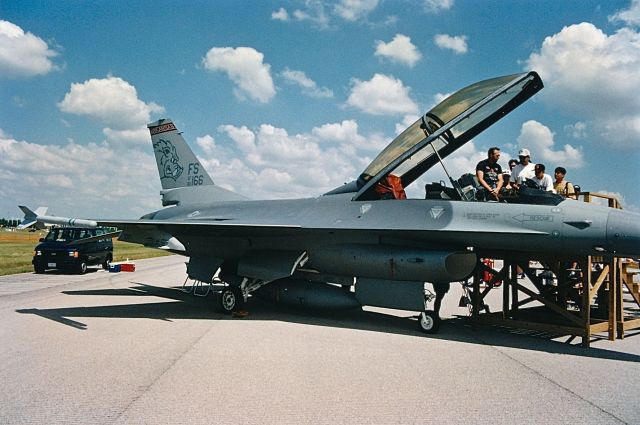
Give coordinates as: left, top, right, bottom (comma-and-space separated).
1, 0, 639, 219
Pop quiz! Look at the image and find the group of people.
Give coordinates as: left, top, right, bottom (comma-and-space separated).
475, 147, 578, 201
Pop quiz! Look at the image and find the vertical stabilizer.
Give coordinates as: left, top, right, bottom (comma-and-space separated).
148, 119, 214, 190
147, 118, 248, 205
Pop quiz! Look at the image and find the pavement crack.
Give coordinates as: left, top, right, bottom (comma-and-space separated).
111, 322, 216, 423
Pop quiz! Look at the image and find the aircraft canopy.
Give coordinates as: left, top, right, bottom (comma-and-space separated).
355, 71, 543, 200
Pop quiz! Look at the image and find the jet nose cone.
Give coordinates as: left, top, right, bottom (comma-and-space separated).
607, 210, 640, 257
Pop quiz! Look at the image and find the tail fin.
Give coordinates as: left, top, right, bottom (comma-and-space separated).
148, 119, 214, 190
147, 119, 247, 206
18, 205, 48, 229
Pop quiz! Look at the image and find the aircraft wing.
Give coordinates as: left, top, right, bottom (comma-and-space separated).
96, 217, 547, 246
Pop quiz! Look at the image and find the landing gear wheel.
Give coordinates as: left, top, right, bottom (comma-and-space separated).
419, 310, 440, 334
219, 286, 244, 314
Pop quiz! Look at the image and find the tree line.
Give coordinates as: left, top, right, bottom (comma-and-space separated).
0, 218, 20, 227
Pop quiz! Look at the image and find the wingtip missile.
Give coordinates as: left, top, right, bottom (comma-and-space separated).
17, 205, 97, 229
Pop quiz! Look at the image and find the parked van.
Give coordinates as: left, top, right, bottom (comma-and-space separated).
33, 227, 114, 274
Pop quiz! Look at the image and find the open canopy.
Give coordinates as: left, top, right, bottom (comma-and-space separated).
354, 71, 543, 201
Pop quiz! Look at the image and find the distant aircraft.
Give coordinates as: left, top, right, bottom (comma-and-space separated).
21, 71, 640, 333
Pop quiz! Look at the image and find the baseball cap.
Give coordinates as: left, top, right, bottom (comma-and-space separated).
502, 169, 511, 176
518, 148, 531, 157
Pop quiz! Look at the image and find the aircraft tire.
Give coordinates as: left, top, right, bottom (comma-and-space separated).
418, 310, 440, 334
220, 286, 244, 314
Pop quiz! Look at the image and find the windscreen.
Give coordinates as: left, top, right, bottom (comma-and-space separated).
45, 228, 94, 241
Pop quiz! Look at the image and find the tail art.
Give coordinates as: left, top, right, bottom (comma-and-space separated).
148, 119, 214, 190
147, 119, 247, 205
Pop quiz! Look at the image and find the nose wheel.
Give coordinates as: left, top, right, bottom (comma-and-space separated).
418, 310, 440, 334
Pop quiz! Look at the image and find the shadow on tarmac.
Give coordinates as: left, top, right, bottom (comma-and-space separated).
16, 281, 640, 363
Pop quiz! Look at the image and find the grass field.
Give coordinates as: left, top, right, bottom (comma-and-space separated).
0, 229, 170, 276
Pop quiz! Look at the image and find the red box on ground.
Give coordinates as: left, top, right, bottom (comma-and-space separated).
120, 263, 136, 272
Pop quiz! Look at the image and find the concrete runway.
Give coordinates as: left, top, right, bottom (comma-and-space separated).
1, 255, 639, 424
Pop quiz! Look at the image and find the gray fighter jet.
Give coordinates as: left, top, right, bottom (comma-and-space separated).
22, 71, 640, 333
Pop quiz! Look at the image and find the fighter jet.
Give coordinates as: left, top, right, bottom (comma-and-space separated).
22, 71, 640, 333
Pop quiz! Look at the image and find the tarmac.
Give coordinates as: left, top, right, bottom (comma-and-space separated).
0, 255, 639, 424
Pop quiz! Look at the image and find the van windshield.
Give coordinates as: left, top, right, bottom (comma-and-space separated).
45, 228, 94, 242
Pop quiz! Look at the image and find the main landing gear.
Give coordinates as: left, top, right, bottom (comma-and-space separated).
219, 286, 245, 313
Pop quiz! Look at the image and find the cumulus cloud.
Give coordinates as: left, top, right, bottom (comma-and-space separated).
288, 0, 382, 28
280, 68, 334, 98
197, 118, 394, 199
196, 134, 217, 155
525, 22, 640, 149
0, 20, 59, 78
423, 0, 454, 14
346, 73, 418, 116
564, 122, 588, 140
271, 8, 289, 21
202, 46, 276, 103
334, 0, 379, 21
375, 34, 422, 67
609, 0, 640, 26
434, 34, 468, 54
312, 119, 388, 151
0, 131, 159, 218
210, 123, 361, 198
58, 76, 164, 141
516, 120, 585, 168
292, 1, 331, 29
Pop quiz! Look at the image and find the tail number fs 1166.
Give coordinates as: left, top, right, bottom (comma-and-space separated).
188, 163, 204, 186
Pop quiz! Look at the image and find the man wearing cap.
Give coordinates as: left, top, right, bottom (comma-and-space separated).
475, 146, 503, 201
532, 163, 554, 192
511, 148, 536, 190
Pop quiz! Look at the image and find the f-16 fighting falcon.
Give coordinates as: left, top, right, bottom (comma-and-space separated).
22, 72, 640, 333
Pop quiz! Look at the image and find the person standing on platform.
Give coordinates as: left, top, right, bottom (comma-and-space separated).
511, 148, 535, 190
553, 166, 577, 199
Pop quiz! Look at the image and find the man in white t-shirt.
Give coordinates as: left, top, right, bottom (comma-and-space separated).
510, 148, 535, 189
532, 163, 555, 192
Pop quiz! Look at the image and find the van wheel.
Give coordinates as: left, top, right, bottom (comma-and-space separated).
102, 255, 112, 270
77, 261, 87, 275
34, 266, 45, 274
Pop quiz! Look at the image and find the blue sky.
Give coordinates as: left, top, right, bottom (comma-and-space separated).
1, 0, 639, 219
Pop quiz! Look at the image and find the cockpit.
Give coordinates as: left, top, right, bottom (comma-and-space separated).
340, 71, 561, 206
